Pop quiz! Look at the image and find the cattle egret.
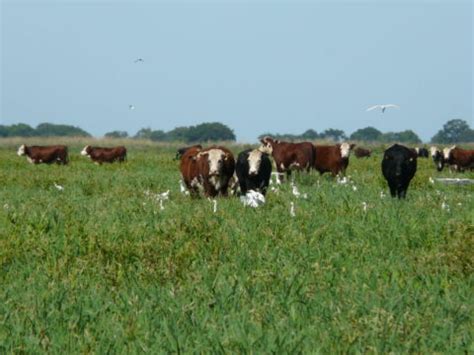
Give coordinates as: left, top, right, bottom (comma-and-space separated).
337, 176, 349, 185
53, 182, 64, 191
240, 190, 265, 208
290, 202, 296, 217
380, 190, 386, 198
366, 104, 400, 113
159, 190, 170, 201
129, 105, 135, 110
134, 58, 144, 63
362, 202, 368, 212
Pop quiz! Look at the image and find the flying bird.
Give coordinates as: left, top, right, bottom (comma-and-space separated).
134, 58, 144, 63
129, 105, 135, 110
366, 104, 400, 113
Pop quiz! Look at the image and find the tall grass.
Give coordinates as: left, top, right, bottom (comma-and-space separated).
0, 139, 472, 353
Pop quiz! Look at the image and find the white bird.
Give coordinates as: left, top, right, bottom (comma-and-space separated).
366, 104, 400, 113
380, 190, 386, 198
129, 105, 135, 110
53, 182, 64, 191
159, 190, 170, 201
337, 176, 349, 185
290, 202, 296, 217
134, 58, 144, 63
429, 177, 435, 184
240, 190, 265, 208
362, 202, 368, 212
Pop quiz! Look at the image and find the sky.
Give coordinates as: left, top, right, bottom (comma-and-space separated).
1, 0, 472, 142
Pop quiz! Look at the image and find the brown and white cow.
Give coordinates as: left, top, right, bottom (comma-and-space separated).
180, 146, 235, 197
354, 147, 371, 158
443, 146, 474, 172
259, 137, 315, 181
17, 144, 69, 165
81, 145, 127, 164
313, 143, 355, 176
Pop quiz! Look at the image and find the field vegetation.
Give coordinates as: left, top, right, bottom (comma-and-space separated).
0, 138, 472, 353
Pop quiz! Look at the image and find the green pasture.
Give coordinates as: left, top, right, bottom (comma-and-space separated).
0, 139, 472, 353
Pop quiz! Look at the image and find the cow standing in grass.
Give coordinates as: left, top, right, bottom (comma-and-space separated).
443, 146, 474, 172
313, 143, 355, 176
430, 146, 445, 171
382, 144, 417, 199
17, 145, 69, 165
259, 136, 315, 181
235, 149, 272, 195
81, 146, 127, 164
180, 146, 235, 197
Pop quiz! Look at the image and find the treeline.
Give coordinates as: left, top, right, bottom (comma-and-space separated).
1, 119, 473, 144
0, 123, 90, 138
260, 119, 474, 144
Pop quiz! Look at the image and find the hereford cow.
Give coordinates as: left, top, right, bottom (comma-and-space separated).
313, 143, 355, 176
17, 144, 69, 165
354, 147, 371, 158
382, 144, 417, 199
235, 149, 272, 195
430, 146, 445, 171
259, 137, 315, 181
180, 146, 235, 197
415, 147, 429, 158
81, 145, 127, 164
443, 146, 474, 172
175, 144, 202, 160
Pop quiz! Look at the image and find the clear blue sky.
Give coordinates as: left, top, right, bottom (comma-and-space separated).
1, 0, 472, 142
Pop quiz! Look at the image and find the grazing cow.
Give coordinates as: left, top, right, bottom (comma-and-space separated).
443, 146, 474, 172
259, 137, 315, 180
381, 144, 417, 199
430, 146, 445, 171
415, 147, 429, 158
313, 143, 355, 176
180, 146, 235, 197
175, 144, 202, 160
17, 144, 68, 165
354, 147, 371, 158
235, 149, 272, 195
81, 145, 127, 164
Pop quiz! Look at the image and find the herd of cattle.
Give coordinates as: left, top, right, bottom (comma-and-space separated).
15, 139, 474, 199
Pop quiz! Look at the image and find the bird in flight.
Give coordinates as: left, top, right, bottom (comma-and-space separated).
366, 104, 400, 113
128, 105, 135, 110
134, 58, 144, 63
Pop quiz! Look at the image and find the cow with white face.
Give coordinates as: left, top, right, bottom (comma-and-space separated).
443, 145, 474, 172
236, 148, 272, 195
430, 146, 445, 171
313, 143, 355, 176
17, 144, 69, 165
196, 146, 235, 197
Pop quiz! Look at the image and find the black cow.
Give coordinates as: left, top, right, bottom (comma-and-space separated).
430, 147, 445, 171
235, 148, 272, 195
382, 144, 417, 199
415, 147, 429, 158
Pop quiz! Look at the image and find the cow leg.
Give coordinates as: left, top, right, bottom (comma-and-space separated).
388, 185, 396, 198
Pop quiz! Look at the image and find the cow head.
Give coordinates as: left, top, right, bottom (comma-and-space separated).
17, 144, 26, 156
199, 149, 230, 176
443, 145, 456, 162
81, 145, 92, 157
248, 149, 263, 176
259, 136, 275, 154
430, 146, 444, 171
340, 143, 355, 158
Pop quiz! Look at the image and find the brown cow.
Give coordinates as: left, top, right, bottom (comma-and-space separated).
17, 144, 69, 164
180, 146, 235, 197
443, 146, 474, 172
259, 137, 315, 181
354, 147, 371, 158
313, 143, 355, 176
81, 145, 127, 164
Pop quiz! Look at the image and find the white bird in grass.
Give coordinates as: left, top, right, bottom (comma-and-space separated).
380, 190, 386, 198
240, 190, 265, 208
290, 180, 307, 199
362, 202, 368, 212
429, 177, 435, 184
290, 202, 296, 217
53, 182, 64, 191
366, 104, 400, 113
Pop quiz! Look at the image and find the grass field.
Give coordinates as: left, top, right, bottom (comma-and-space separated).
0, 138, 473, 353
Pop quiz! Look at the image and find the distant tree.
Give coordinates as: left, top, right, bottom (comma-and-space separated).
301, 129, 320, 140
350, 126, 383, 141
35, 123, 90, 137
381, 130, 422, 144
431, 119, 473, 143
320, 128, 347, 142
104, 130, 128, 138
186, 122, 236, 142
4, 123, 36, 137
459, 128, 474, 142
134, 128, 153, 139
149, 130, 166, 141
0, 125, 8, 137
166, 126, 191, 142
